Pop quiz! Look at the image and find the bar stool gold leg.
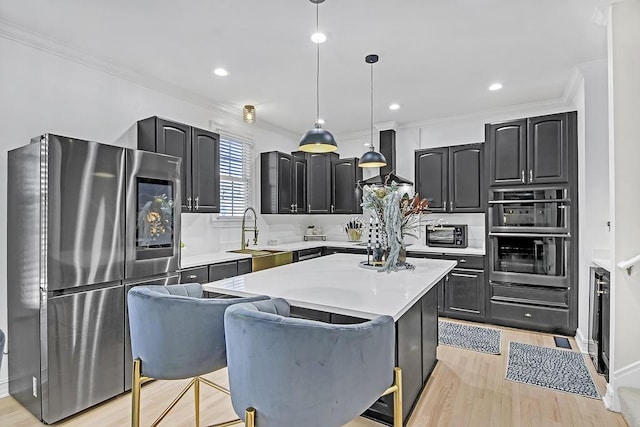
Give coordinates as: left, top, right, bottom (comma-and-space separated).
132, 359, 142, 427
393, 367, 403, 427
245, 407, 256, 427
195, 377, 200, 427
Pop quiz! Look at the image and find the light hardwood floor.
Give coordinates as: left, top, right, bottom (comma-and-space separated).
0, 319, 626, 426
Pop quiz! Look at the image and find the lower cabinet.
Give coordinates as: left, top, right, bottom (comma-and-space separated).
180, 266, 208, 284
444, 269, 485, 320
488, 281, 571, 334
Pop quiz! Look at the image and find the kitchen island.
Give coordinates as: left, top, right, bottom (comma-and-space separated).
203, 253, 456, 425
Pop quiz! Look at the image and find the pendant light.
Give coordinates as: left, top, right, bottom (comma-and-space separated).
299, 0, 338, 153
359, 54, 387, 168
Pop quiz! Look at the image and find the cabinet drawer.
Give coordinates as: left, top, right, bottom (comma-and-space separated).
490, 301, 569, 330
490, 282, 568, 308
209, 261, 238, 282
444, 254, 484, 270
237, 259, 252, 275
180, 266, 208, 283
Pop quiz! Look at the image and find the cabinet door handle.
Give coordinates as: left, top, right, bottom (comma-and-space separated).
187, 197, 192, 210
450, 201, 453, 211
187, 274, 197, 279
524, 313, 532, 318
291, 203, 295, 213
521, 170, 525, 183
459, 259, 467, 263
451, 272, 476, 278
331, 205, 335, 213
308, 204, 311, 212
529, 170, 533, 182
294, 204, 298, 213
443, 200, 447, 210
195, 196, 199, 210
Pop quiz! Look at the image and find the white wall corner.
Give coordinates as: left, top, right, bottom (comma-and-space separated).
562, 67, 585, 106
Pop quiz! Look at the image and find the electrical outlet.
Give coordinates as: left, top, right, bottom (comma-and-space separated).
32, 376, 37, 397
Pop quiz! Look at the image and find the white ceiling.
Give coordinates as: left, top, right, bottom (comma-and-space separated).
0, 0, 607, 135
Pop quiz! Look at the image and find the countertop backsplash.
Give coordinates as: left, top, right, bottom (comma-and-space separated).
181, 211, 485, 259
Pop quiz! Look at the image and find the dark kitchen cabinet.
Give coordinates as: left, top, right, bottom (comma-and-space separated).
261, 151, 307, 214
138, 116, 220, 212
208, 261, 238, 282
415, 143, 484, 213
415, 147, 447, 212
441, 254, 486, 322
331, 158, 363, 214
487, 112, 574, 186
293, 155, 307, 213
293, 151, 338, 214
180, 266, 209, 284
261, 151, 293, 214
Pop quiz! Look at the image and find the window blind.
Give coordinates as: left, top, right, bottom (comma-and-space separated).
219, 135, 253, 217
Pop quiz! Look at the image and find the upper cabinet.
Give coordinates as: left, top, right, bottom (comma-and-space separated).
261, 151, 364, 215
138, 116, 220, 213
293, 152, 338, 214
261, 151, 301, 214
415, 143, 484, 213
487, 112, 575, 186
331, 158, 363, 214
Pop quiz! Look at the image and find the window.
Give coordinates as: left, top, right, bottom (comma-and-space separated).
219, 134, 253, 217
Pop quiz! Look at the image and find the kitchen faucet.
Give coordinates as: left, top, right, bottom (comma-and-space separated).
241, 207, 259, 250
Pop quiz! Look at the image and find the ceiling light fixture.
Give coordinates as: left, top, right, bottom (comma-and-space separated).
489, 83, 502, 91
243, 104, 256, 123
299, 0, 338, 153
311, 32, 327, 43
389, 103, 400, 110
359, 54, 387, 168
213, 68, 229, 77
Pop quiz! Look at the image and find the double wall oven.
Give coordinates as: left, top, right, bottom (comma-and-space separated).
488, 187, 570, 288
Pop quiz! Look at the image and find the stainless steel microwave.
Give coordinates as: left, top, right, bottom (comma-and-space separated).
426, 224, 468, 248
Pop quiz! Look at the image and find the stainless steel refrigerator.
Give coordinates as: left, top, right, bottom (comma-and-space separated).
7, 134, 181, 423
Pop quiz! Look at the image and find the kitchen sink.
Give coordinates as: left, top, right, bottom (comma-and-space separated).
228, 249, 293, 272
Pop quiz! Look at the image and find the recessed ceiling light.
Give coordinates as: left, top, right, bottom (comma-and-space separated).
389, 103, 400, 110
311, 32, 327, 43
213, 68, 229, 77
489, 83, 503, 91
316, 118, 325, 125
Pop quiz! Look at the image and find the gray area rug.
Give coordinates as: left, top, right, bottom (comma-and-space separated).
438, 320, 502, 354
505, 342, 600, 399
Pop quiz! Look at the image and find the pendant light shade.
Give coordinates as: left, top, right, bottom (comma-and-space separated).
360, 146, 387, 167
299, 125, 338, 153
359, 54, 387, 168
299, 0, 338, 153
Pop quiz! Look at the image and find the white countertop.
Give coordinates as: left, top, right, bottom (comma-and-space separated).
202, 253, 456, 321
181, 240, 484, 269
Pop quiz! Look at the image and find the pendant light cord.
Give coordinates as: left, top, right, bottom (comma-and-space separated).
370, 60, 374, 150
315, 2, 320, 127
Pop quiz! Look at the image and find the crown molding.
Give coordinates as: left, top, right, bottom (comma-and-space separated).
375, 121, 398, 132
562, 67, 585, 105
0, 18, 299, 139
398, 97, 569, 130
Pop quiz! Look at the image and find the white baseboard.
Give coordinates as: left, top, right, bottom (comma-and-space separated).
604, 383, 617, 411
607, 359, 640, 412
575, 328, 589, 354
0, 377, 8, 399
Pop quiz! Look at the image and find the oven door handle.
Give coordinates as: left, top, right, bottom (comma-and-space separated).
489, 232, 571, 238
488, 199, 570, 204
